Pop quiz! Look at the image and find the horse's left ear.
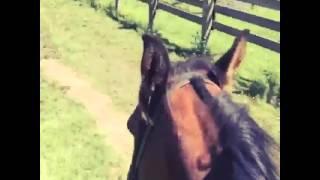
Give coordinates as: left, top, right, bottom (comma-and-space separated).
141, 34, 171, 87
214, 29, 249, 91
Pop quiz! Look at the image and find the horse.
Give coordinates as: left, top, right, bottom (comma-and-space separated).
126, 30, 279, 180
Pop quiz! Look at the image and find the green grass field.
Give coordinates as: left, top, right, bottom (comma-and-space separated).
91, 0, 280, 108
41, 0, 279, 143
40, 76, 125, 180
91, 0, 280, 83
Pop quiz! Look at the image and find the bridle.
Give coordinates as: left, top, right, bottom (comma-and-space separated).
128, 71, 221, 180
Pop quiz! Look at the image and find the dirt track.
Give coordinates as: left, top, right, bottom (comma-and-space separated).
41, 59, 133, 163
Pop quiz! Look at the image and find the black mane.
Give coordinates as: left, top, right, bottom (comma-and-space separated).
169, 57, 224, 88
170, 56, 213, 76
189, 76, 279, 180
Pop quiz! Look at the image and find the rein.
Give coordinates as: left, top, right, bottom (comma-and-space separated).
132, 114, 153, 178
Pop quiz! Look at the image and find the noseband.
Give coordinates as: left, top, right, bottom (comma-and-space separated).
128, 73, 220, 180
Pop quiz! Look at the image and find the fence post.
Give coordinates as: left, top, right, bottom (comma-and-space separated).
201, 0, 216, 51
148, 0, 158, 32
115, 0, 119, 18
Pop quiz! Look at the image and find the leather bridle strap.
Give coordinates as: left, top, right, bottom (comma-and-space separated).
133, 121, 153, 172
129, 87, 160, 180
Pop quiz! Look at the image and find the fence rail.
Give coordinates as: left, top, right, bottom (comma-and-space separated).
178, 0, 280, 10
215, 5, 279, 32
236, 0, 280, 10
117, 0, 280, 53
213, 22, 279, 52
177, 0, 279, 32
158, 2, 202, 24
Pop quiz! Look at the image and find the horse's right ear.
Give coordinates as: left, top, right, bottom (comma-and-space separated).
141, 34, 171, 87
214, 29, 249, 91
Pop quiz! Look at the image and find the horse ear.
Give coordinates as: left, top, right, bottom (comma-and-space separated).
214, 29, 249, 91
141, 34, 170, 87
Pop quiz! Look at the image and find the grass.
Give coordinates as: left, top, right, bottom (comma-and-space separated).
41, 0, 141, 112
40, 0, 279, 144
93, 0, 280, 105
40, 77, 125, 180
91, 0, 280, 83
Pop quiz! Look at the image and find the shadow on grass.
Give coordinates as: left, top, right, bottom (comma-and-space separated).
73, 0, 280, 108
104, 5, 140, 32
102, 4, 217, 58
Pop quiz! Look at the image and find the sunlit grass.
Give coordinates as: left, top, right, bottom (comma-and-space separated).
40, 77, 124, 180
40, 0, 279, 144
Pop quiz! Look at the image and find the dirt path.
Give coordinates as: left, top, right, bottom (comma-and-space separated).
40, 59, 133, 160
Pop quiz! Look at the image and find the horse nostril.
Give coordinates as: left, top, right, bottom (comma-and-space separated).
197, 153, 211, 171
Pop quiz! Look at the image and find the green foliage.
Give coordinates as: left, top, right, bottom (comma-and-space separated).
235, 69, 279, 107
191, 31, 211, 55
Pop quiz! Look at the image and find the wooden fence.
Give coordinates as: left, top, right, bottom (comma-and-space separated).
115, 0, 280, 53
